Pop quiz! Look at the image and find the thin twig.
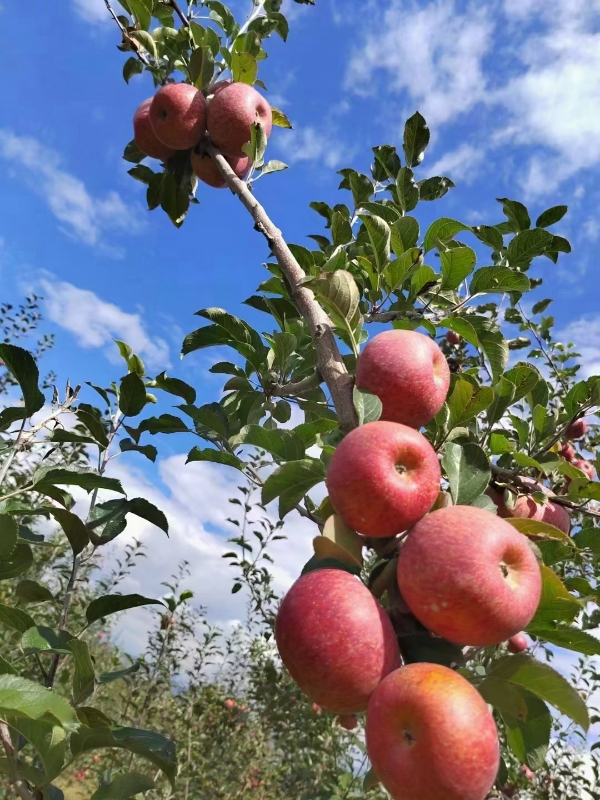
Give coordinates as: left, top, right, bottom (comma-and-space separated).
268, 370, 322, 397
169, 0, 189, 26
206, 142, 357, 432
103, 0, 152, 67
0, 721, 35, 800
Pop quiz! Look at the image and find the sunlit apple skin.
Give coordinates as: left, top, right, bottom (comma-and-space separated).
133, 99, 176, 161
275, 569, 401, 714
207, 82, 273, 157
487, 480, 571, 534
355, 330, 450, 429
507, 633, 528, 654
149, 84, 207, 150
397, 506, 542, 646
566, 419, 588, 439
572, 459, 596, 480
366, 663, 500, 800
191, 145, 250, 188
560, 443, 576, 462
326, 421, 441, 538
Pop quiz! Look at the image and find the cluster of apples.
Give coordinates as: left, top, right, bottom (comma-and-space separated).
132, 80, 273, 188
275, 328, 545, 800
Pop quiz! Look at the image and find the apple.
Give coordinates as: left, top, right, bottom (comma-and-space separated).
355, 330, 450, 429
311, 703, 322, 715
507, 633, 528, 654
191, 142, 251, 188
326, 421, 441, 538
224, 699, 236, 710
149, 83, 207, 150
572, 459, 596, 480
560, 443, 576, 462
366, 663, 499, 800
207, 82, 273, 157
520, 765, 535, 782
337, 714, 358, 730
208, 79, 232, 97
397, 505, 542, 646
566, 418, 588, 439
275, 568, 401, 714
133, 99, 176, 162
445, 330, 461, 346
487, 479, 571, 534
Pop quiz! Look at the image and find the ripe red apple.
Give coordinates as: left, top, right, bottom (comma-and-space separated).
337, 714, 358, 730
507, 633, 528, 654
275, 569, 400, 714
224, 699, 236, 710
311, 703, 322, 715
149, 83, 207, 150
326, 421, 441, 538
207, 82, 273, 157
445, 330, 461, 346
208, 79, 232, 97
487, 479, 571, 534
366, 663, 499, 800
520, 765, 535, 782
355, 330, 450, 429
191, 143, 250, 188
560, 443, 576, 462
572, 459, 596, 480
397, 505, 542, 646
133, 99, 176, 161
566, 418, 588, 439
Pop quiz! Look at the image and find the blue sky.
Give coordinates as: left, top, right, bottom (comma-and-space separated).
3, 0, 600, 662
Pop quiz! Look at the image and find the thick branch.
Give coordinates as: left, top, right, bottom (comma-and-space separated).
269, 370, 322, 397
207, 143, 357, 432
0, 721, 35, 800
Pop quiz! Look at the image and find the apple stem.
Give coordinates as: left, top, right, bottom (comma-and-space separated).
206, 140, 358, 433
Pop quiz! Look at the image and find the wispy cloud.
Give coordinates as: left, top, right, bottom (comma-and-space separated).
427, 143, 485, 184
0, 130, 144, 254
278, 125, 354, 169
39, 275, 171, 369
72, 0, 110, 25
557, 315, 600, 378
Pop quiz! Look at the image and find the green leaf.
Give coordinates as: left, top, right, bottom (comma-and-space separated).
403, 111, 430, 167
186, 448, 244, 471
536, 205, 568, 228
48, 509, 89, 556
439, 318, 480, 348
0, 655, 17, 675
139, 414, 189, 435
241, 121, 268, 167
10, 718, 67, 783
97, 662, 140, 686
0, 543, 33, 580
440, 246, 476, 290
70, 726, 176, 786
160, 172, 190, 228
271, 106, 292, 128
123, 140, 147, 164
353, 387, 383, 426
0, 603, 36, 634
504, 362, 541, 403
260, 160, 289, 176
0, 673, 78, 726
472, 224, 504, 251
418, 176, 455, 201
501, 690, 552, 770
488, 654, 588, 730
127, 498, 169, 534
396, 167, 419, 213
33, 467, 124, 496
506, 228, 554, 267
179, 403, 229, 439
478, 677, 528, 720
527, 565, 581, 627
262, 458, 326, 517
359, 214, 391, 271
384, 247, 422, 292
505, 518, 572, 543
469, 317, 508, 382
91, 772, 155, 799
330, 210, 352, 246
528, 625, 600, 656
497, 198, 531, 231
232, 50, 258, 84
423, 218, 470, 253
122, 57, 144, 83
129, 29, 157, 59
442, 442, 490, 505
230, 426, 306, 461
486, 377, 516, 426
0, 514, 18, 558
0, 406, 27, 432
15, 580, 54, 605
119, 373, 147, 417
447, 381, 494, 429
0, 344, 45, 415
390, 216, 420, 256
470, 266, 530, 295
86, 594, 164, 626
119, 439, 158, 462
312, 270, 362, 352
190, 45, 215, 90
21, 626, 75, 655
69, 640, 96, 705
152, 372, 196, 405
75, 408, 109, 448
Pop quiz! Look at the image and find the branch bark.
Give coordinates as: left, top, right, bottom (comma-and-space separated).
206, 143, 357, 432
268, 370, 323, 397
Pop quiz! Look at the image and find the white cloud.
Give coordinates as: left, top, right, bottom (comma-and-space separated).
0, 130, 144, 253
427, 144, 485, 184
72, 0, 110, 25
278, 126, 353, 168
345, 0, 493, 127
39, 276, 171, 369
557, 315, 600, 379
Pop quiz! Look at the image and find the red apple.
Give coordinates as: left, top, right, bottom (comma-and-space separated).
355, 330, 450, 429
520, 765, 535, 782
560, 443, 576, 462
366, 663, 499, 800
311, 703, 322, 715
326, 421, 441, 538
566, 419, 588, 439
397, 505, 542, 646
191, 143, 250, 188
224, 699, 236, 710
207, 82, 273, 157
487, 479, 571, 534
208, 79, 232, 97
149, 83, 207, 150
275, 569, 400, 714
445, 330, 461, 346
507, 633, 528, 654
337, 714, 358, 730
572, 459, 596, 480
133, 98, 176, 161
